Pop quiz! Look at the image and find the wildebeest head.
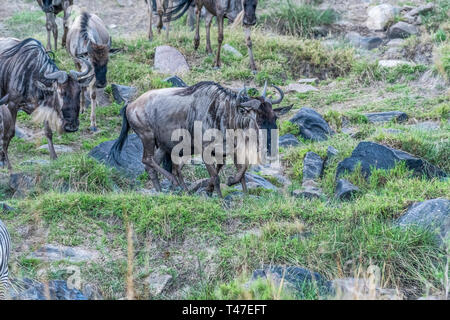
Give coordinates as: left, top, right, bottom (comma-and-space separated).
34, 58, 93, 132
238, 81, 291, 153
87, 42, 109, 88
242, 0, 258, 26
40, 0, 55, 13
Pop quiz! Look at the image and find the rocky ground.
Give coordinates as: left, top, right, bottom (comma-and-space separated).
0, 0, 449, 300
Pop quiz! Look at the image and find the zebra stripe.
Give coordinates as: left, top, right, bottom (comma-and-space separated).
0, 219, 11, 300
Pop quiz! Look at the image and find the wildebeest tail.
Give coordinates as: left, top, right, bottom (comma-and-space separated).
108, 103, 130, 165
163, 0, 194, 21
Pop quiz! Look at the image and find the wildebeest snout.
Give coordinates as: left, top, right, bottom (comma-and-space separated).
63, 120, 79, 133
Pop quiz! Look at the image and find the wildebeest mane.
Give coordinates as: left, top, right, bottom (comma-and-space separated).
79, 11, 92, 43
176, 81, 246, 101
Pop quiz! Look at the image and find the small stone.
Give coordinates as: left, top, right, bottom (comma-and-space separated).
289, 108, 334, 141
29, 244, 99, 263
386, 39, 405, 47
223, 44, 243, 58
335, 179, 359, 200
405, 3, 434, 17
366, 4, 398, 31
298, 78, 318, 84
293, 180, 324, 200
378, 60, 414, 68
327, 146, 339, 158
147, 273, 172, 296
154, 45, 189, 75
111, 84, 137, 104
9, 173, 36, 198
364, 111, 408, 123
38, 144, 74, 153
302, 152, 324, 182
20, 159, 50, 166
285, 83, 318, 94
279, 134, 300, 148
389, 22, 419, 39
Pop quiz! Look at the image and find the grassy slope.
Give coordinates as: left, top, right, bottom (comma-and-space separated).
1, 6, 449, 300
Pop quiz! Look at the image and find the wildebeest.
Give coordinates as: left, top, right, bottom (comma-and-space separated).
0, 218, 11, 300
0, 94, 16, 172
66, 11, 111, 131
145, 0, 174, 41
165, 0, 259, 71
0, 38, 92, 160
108, 81, 267, 197
161, 81, 289, 193
36, 0, 74, 51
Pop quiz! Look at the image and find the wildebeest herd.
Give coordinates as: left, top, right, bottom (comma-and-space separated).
0, 0, 288, 298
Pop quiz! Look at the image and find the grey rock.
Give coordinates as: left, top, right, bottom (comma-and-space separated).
379, 59, 414, 68
366, 4, 398, 31
111, 84, 137, 104
9, 279, 87, 300
406, 3, 434, 17
242, 173, 277, 191
20, 159, 50, 166
387, 39, 405, 47
412, 121, 440, 131
302, 152, 324, 182
335, 179, 359, 200
285, 83, 318, 94
327, 146, 339, 158
164, 75, 188, 87
396, 198, 449, 244
9, 173, 36, 198
15, 125, 34, 140
89, 134, 145, 179
346, 32, 383, 50
251, 265, 332, 298
289, 108, 334, 141
29, 244, 99, 263
223, 44, 243, 58
154, 45, 189, 75
147, 273, 172, 296
389, 22, 419, 39
298, 78, 318, 84
279, 134, 300, 148
38, 144, 74, 153
336, 141, 447, 179
365, 111, 408, 123
293, 180, 324, 200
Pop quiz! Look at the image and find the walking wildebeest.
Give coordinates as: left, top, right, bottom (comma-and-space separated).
145, 0, 174, 41
108, 81, 268, 197
0, 94, 16, 172
0, 38, 93, 161
160, 81, 289, 194
36, 0, 74, 51
66, 11, 111, 131
164, 0, 258, 71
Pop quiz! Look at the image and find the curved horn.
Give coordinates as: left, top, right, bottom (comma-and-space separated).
0, 94, 9, 105
43, 70, 68, 84
270, 85, 284, 105
261, 80, 268, 98
69, 57, 93, 81
237, 87, 246, 102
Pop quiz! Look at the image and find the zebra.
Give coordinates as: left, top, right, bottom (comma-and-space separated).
0, 219, 11, 300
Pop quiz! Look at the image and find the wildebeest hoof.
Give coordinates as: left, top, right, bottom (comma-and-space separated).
90, 126, 97, 132
251, 70, 258, 75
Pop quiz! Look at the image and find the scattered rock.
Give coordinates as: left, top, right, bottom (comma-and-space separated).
366, 4, 397, 31
405, 3, 434, 17
38, 144, 74, 154
293, 180, 324, 200
15, 125, 35, 140
364, 111, 408, 123
386, 39, 405, 47
223, 44, 243, 58
285, 83, 318, 94
239, 173, 278, 191
336, 141, 447, 179
251, 265, 332, 298
9, 279, 87, 300
298, 78, 318, 84
396, 198, 449, 244
289, 108, 334, 141
20, 159, 50, 166
346, 32, 383, 50
89, 134, 145, 178
147, 273, 172, 296
327, 146, 339, 159
9, 173, 36, 198
250, 164, 291, 187
164, 75, 188, 87
279, 134, 300, 148
302, 152, 324, 182
378, 59, 414, 68
111, 84, 137, 104
389, 22, 419, 39
335, 179, 359, 200
154, 45, 189, 75
29, 244, 99, 263
411, 121, 440, 131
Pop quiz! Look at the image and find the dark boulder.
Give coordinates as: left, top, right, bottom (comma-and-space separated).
164, 75, 188, 88
279, 134, 300, 148
251, 265, 332, 298
303, 152, 324, 182
396, 198, 449, 244
335, 179, 360, 200
89, 134, 145, 178
111, 84, 138, 104
389, 22, 419, 39
336, 141, 447, 179
364, 111, 408, 123
289, 108, 334, 141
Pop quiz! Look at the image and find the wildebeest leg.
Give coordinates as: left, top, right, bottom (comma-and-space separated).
244, 26, 257, 73
146, 0, 154, 41
205, 12, 213, 55
165, 0, 173, 41
45, 13, 54, 51
187, 3, 195, 31
194, 2, 203, 51
89, 82, 97, 131
44, 121, 58, 160
213, 15, 224, 69
61, 0, 70, 48
205, 163, 222, 197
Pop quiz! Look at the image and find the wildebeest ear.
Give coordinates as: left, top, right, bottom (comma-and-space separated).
109, 48, 121, 55
35, 81, 55, 92
78, 74, 95, 88
239, 99, 261, 111
273, 105, 293, 116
